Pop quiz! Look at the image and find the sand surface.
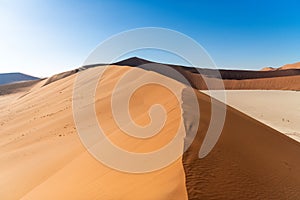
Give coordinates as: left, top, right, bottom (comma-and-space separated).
202, 90, 300, 142
183, 91, 300, 199
0, 65, 300, 199
0, 66, 189, 200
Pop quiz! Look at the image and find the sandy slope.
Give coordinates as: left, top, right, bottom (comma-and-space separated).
0, 66, 189, 200
0, 65, 300, 199
183, 91, 300, 199
202, 90, 300, 142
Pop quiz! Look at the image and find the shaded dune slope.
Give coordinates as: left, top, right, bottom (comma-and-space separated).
0, 80, 41, 95
43, 69, 80, 86
183, 91, 300, 199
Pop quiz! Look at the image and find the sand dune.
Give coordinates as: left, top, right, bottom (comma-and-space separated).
0, 73, 39, 85
0, 66, 189, 199
113, 57, 300, 80
0, 65, 300, 199
261, 62, 300, 71
170, 68, 300, 90
183, 91, 300, 199
261, 67, 276, 71
279, 62, 300, 70
43, 69, 80, 86
204, 75, 300, 90
107, 57, 300, 90
0, 80, 41, 95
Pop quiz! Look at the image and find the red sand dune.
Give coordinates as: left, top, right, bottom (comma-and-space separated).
261, 67, 276, 71
0, 65, 300, 199
261, 62, 300, 71
112, 57, 300, 90
279, 62, 300, 70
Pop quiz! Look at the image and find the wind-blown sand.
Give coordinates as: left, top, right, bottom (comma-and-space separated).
0, 65, 300, 199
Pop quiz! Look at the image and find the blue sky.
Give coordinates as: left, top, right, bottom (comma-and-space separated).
0, 0, 300, 77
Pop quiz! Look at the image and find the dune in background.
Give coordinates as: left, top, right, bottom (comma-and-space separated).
261, 62, 300, 71
280, 62, 300, 70
112, 57, 300, 90
0, 73, 39, 85
202, 75, 300, 90
0, 63, 300, 199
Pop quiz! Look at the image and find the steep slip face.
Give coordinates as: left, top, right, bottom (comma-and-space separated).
183, 91, 300, 199
0, 66, 189, 200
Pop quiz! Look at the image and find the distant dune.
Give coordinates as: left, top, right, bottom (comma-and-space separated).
111, 57, 300, 80
0, 73, 39, 85
85, 57, 300, 90
261, 67, 276, 71
261, 62, 300, 71
279, 62, 300, 70
0, 64, 300, 199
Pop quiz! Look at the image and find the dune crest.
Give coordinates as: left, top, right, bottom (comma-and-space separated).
1, 64, 300, 199
1, 65, 199, 199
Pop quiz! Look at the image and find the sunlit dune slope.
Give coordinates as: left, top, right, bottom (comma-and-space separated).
0, 66, 189, 200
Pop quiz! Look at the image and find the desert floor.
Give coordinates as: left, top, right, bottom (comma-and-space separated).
202, 90, 300, 142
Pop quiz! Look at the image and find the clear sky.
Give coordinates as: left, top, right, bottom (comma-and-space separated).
1, 0, 300, 77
